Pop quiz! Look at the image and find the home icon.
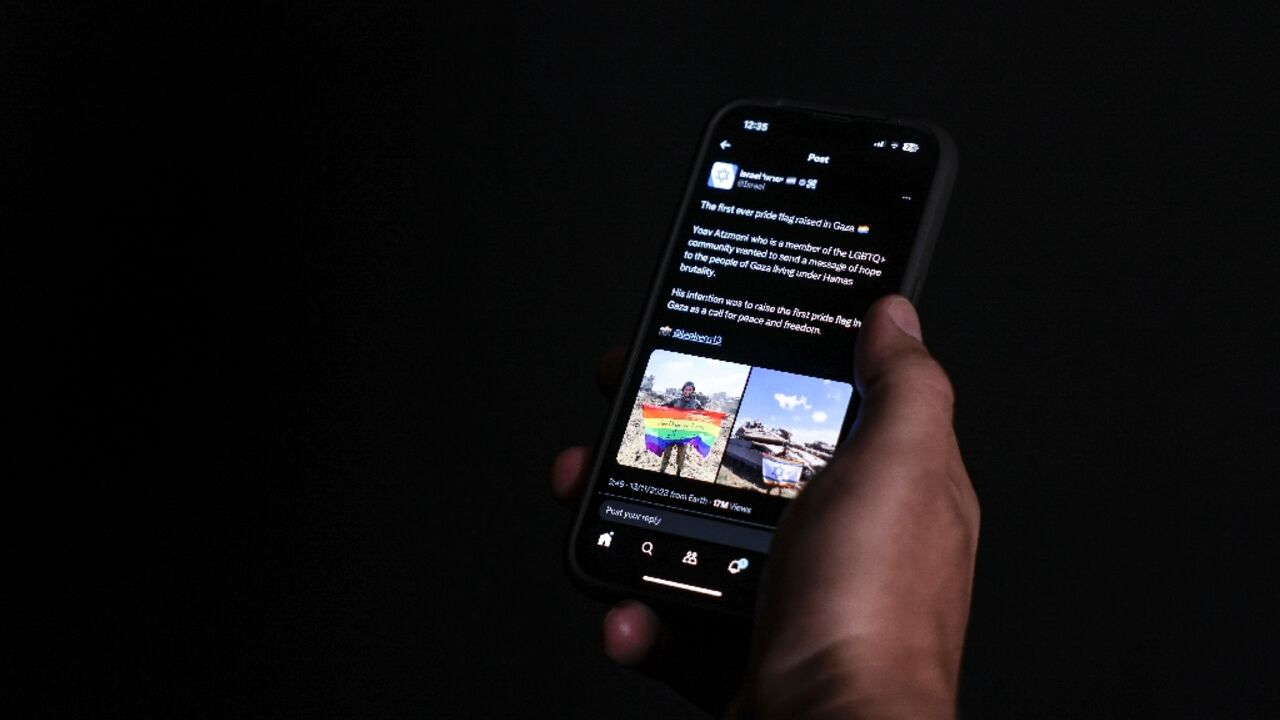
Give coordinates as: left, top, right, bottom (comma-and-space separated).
597, 531, 614, 548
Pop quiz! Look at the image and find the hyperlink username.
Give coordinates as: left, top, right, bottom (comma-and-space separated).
669, 328, 722, 346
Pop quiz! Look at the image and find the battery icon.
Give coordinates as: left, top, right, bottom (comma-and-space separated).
902, 142, 919, 153
785, 177, 797, 185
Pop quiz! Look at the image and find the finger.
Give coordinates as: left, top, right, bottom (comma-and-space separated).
852, 295, 956, 448
602, 602, 750, 717
549, 446, 592, 507
624, 609, 751, 717
602, 600, 661, 666
847, 295, 976, 519
596, 345, 627, 399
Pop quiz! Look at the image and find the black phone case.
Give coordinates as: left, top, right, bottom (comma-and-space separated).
564, 97, 957, 617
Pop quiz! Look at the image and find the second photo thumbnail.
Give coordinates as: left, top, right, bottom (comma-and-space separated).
717, 368, 854, 498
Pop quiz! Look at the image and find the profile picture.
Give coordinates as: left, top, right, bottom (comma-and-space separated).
707, 161, 738, 190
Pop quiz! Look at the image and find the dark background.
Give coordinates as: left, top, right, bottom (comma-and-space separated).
9, 2, 1278, 717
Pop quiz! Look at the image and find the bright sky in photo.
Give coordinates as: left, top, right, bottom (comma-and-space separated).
642, 349, 751, 397
731, 368, 854, 445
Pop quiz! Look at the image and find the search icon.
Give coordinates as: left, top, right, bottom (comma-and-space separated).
641, 541, 654, 556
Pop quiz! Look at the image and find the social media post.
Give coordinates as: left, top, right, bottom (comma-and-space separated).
716, 367, 854, 498
596, 107, 926, 528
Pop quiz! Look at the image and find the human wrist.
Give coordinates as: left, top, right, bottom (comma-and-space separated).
741, 640, 958, 720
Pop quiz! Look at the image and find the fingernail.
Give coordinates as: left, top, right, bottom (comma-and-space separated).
887, 296, 923, 342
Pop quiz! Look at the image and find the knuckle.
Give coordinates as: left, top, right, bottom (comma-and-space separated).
872, 352, 955, 414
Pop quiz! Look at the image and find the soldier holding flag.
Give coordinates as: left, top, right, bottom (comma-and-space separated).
658, 381, 702, 476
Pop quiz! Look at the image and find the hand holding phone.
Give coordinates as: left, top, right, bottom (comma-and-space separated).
555, 99, 977, 715
551, 296, 979, 717
566, 99, 957, 615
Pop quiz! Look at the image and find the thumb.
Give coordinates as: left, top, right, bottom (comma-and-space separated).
852, 295, 955, 449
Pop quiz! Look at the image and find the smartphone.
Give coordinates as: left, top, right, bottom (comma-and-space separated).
566, 99, 956, 617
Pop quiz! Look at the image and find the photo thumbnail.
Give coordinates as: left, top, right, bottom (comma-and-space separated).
615, 350, 749, 483
717, 368, 854, 498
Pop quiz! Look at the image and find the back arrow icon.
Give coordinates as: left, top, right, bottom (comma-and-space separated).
720, 140, 732, 150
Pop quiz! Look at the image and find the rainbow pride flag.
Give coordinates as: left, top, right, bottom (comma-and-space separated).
641, 404, 727, 458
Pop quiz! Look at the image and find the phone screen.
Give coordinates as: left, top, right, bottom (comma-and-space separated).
571, 101, 951, 615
